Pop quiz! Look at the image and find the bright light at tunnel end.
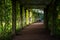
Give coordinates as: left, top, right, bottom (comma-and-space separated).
32, 9, 44, 14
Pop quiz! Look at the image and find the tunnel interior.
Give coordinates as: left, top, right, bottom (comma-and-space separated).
0, 0, 60, 40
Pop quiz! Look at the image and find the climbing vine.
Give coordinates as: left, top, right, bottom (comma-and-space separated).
0, 0, 12, 40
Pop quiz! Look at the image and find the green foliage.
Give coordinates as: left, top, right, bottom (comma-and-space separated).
0, 0, 12, 40
0, 0, 40, 40
16, 1, 21, 32
55, 3, 60, 35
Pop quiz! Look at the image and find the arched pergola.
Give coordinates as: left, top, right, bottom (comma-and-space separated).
0, 0, 60, 40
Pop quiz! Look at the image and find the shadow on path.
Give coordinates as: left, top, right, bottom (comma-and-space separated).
13, 22, 57, 40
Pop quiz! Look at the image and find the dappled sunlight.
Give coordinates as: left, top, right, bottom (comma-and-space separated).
2, 22, 5, 27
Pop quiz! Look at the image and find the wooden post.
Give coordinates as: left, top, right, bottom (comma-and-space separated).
49, 0, 57, 35
24, 8, 26, 25
28, 9, 30, 24
12, 0, 16, 35
20, 5, 23, 29
46, 0, 57, 36
44, 6, 49, 30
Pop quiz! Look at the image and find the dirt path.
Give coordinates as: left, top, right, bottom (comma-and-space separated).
13, 22, 56, 40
